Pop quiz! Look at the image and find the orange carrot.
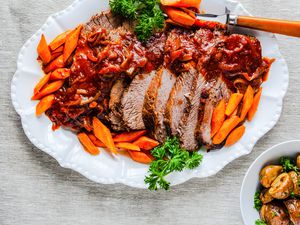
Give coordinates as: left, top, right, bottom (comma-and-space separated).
225, 93, 244, 116
113, 130, 147, 143
36, 94, 55, 116
127, 151, 153, 164
50, 68, 71, 80
77, 133, 100, 155
49, 30, 72, 51
88, 134, 106, 148
50, 52, 62, 62
225, 125, 246, 147
63, 25, 83, 62
44, 55, 65, 73
115, 142, 141, 151
37, 34, 52, 65
162, 6, 195, 26
211, 99, 226, 137
240, 85, 254, 121
33, 73, 51, 95
248, 88, 263, 121
51, 45, 64, 54
32, 80, 64, 100
89, 101, 97, 108
133, 136, 160, 151
93, 117, 116, 154
213, 116, 240, 145
161, 0, 201, 8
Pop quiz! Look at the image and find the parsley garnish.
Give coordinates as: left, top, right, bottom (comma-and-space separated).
279, 157, 298, 173
109, 0, 165, 41
145, 137, 203, 190
255, 219, 267, 225
254, 191, 263, 211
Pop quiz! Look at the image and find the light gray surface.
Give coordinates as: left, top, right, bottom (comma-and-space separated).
1, 0, 300, 224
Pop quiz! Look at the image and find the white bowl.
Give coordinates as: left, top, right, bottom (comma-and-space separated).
240, 140, 300, 225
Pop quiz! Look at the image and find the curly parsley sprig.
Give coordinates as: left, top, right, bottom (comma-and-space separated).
145, 137, 203, 190
109, 0, 165, 41
279, 157, 299, 173
255, 219, 267, 225
254, 191, 263, 211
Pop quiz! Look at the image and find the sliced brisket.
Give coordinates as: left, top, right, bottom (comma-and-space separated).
196, 78, 231, 149
164, 69, 196, 136
143, 68, 177, 143
121, 71, 157, 130
109, 79, 128, 131
177, 68, 206, 151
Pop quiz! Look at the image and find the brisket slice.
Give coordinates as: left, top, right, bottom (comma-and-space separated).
109, 79, 128, 131
164, 69, 196, 136
83, 11, 122, 35
143, 68, 177, 143
177, 68, 206, 151
121, 71, 157, 130
196, 78, 231, 149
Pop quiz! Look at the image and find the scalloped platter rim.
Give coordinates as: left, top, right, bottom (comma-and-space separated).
11, 0, 289, 188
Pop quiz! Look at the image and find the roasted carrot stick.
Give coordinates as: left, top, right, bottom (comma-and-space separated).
113, 130, 147, 143
36, 94, 55, 116
127, 150, 153, 164
240, 85, 254, 121
133, 136, 160, 151
88, 134, 106, 148
37, 34, 52, 65
50, 52, 62, 62
225, 125, 246, 147
77, 133, 100, 155
115, 142, 141, 151
32, 80, 64, 100
211, 99, 226, 137
49, 30, 72, 51
51, 45, 64, 54
162, 6, 195, 26
33, 73, 51, 95
50, 68, 71, 80
225, 93, 244, 116
63, 25, 83, 62
93, 117, 117, 154
44, 55, 65, 73
161, 0, 201, 8
213, 116, 240, 145
248, 87, 263, 121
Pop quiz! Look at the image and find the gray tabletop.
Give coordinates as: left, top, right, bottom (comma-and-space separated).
1, 0, 300, 224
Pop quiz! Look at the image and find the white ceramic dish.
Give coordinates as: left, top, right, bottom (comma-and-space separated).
11, 0, 289, 188
240, 140, 300, 225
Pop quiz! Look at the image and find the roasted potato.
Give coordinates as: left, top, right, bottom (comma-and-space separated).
260, 165, 283, 188
284, 199, 300, 225
260, 189, 274, 204
260, 203, 290, 225
288, 171, 300, 195
297, 155, 300, 169
269, 173, 293, 199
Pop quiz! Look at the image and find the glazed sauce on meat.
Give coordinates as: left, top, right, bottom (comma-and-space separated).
46, 24, 272, 132
46, 28, 148, 131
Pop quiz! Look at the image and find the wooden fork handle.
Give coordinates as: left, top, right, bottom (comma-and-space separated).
236, 16, 300, 37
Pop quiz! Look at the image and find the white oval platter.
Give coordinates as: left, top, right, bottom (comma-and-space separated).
11, 0, 289, 188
